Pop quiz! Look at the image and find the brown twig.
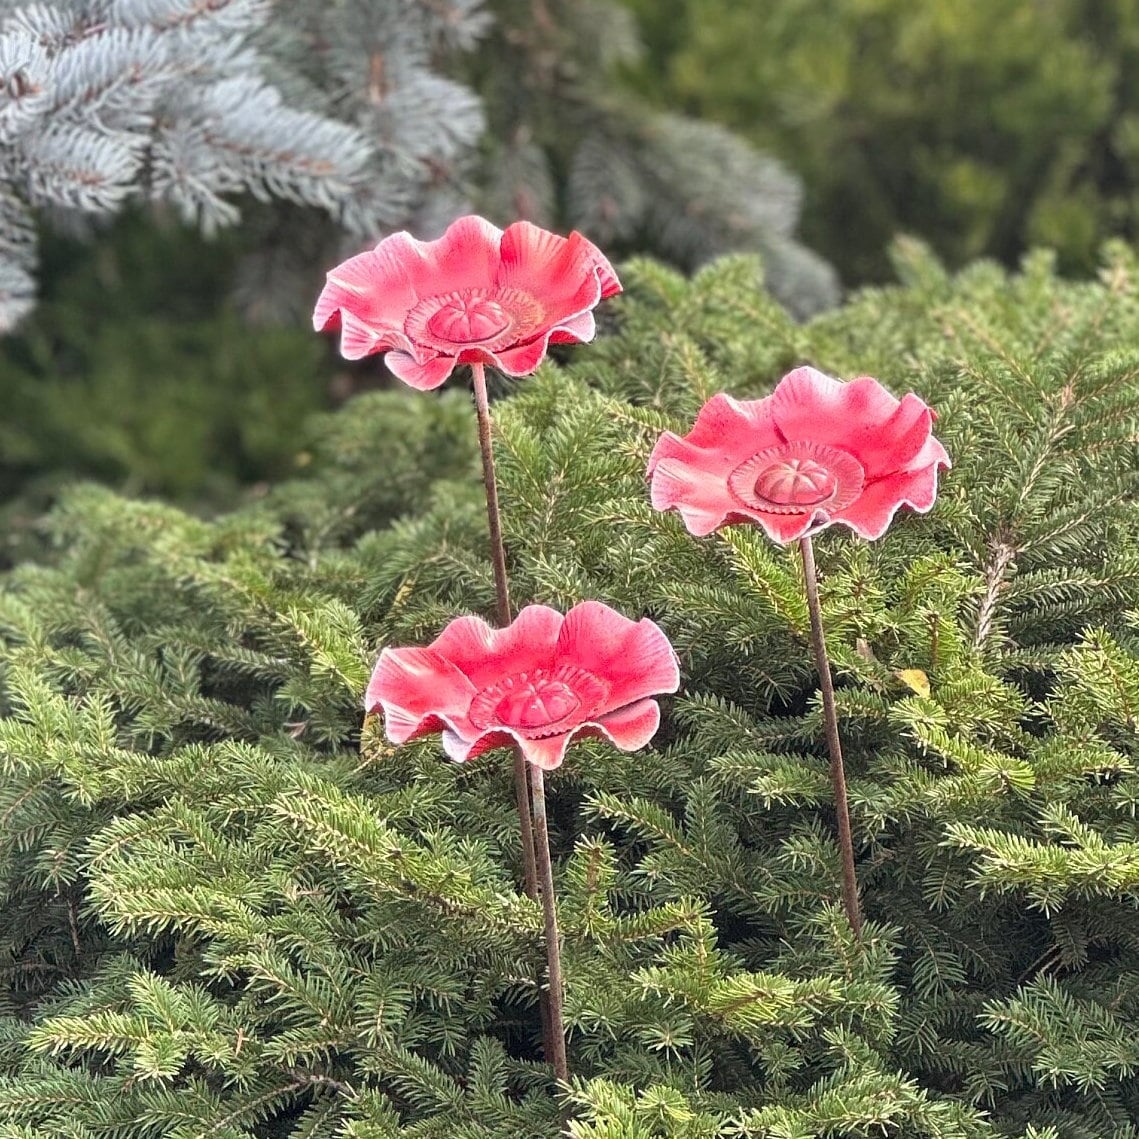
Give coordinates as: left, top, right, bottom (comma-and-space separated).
974, 536, 1017, 650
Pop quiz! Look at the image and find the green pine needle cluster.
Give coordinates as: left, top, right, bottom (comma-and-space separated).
5, 243, 1139, 1136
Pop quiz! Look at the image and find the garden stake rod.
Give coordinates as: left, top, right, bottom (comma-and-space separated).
529, 766, 570, 1084
471, 362, 540, 904
799, 535, 863, 938
471, 361, 569, 1079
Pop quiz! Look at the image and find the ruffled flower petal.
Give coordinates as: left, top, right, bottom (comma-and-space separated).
853, 389, 936, 478
441, 727, 514, 764
592, 252, 623, 300
315, 215, 621, 389
648, 429, 745, 537
515, 732, 574, 771
833, 464, 942, 540
770, 370, 946, 478
367, 647, 477, 744
911, 433, 953, 474
754, 507, 830, 544
495, 224, 620, 337
313, 234, 423, 335
668, 392, 781, 460
594, 698, 663, 753
384, 349, 458, 390
442, 700, 663, 770
548, 310, 596, 345
773, 374, 934, 479
430, 606, 564, 690
649, 459, 740, 537
555, 601, 680, 712
418, 215, 506, 295
769, 367, 880, 446
333, 310, 387, 361
369, 601, 677, 771
497, 221, 571, 283
492, 335, 555, 377
442, 723, 573, 770
648, 368, 950, 544
498, 224, 621, 309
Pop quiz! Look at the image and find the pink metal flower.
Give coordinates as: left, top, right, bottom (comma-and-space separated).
648, 367, 951, 543
313, 215, 621, 390
367, 601, 680, 770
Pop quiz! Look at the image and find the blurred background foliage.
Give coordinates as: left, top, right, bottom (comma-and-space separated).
620, 0, 1139, 282
0, 212, 330, 556
0, 0, 832, 521
9, 0, 1139, 516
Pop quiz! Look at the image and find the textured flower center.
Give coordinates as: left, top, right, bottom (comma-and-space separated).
427, 296, 510, 343
754, 457, 834, 506
728, 441, 865, 516
468, 665, 608, 738
406, 287, 545, 351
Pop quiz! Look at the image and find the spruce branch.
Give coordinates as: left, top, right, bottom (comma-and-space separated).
974, 535, 1018, 651
0, 0, 491, 329
12, 244, 1139, 1136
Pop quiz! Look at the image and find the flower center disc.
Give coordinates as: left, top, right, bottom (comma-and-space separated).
755, 457, 834, 507
426, 296, 511, 344
469, 665, 608, 738
495, 680, 579, 728
406, 287, 545, 352
728, 441, 865, 516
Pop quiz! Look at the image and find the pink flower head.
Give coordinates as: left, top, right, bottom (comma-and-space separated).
648, 367, 951, 543
367, 601, 680, 771
313, 215, 621, 390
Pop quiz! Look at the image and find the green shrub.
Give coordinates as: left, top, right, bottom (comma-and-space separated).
0, 215, 332, 516
5, 246, 1139, 1135
621, 0, 1139, 284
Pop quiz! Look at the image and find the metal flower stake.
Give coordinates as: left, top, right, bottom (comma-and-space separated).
648, 367, 951, 936
313, 216, 625, 1080
366, 602, 679, 1081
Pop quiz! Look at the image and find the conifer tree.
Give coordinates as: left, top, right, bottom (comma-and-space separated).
6, 242, 1139, 1135
476, 0, 838, 317
0, 0, 489, 331
0, 0, 836, 333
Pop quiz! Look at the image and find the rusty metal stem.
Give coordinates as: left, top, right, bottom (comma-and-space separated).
798, 535, 864, 938
529, 766, 570, 1083
471, 363, 539, 902
471, 364, 557, 1063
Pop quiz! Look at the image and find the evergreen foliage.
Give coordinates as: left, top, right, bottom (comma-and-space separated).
0, 0, 490, 331
0, 0, 835, 333
6, 244, 1139, 1135
0, 214, 329, 528
475, 0, 837, 318
620, 0, 1139, 284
